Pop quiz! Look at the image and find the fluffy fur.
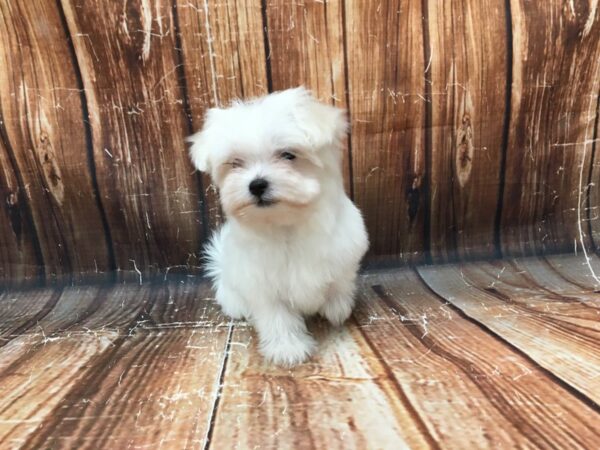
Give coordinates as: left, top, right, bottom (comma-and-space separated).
188, 87, 368, 366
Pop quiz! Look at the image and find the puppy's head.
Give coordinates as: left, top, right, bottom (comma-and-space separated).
188, 87, 347, 226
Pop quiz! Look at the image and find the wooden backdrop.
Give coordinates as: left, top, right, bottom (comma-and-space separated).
0, 0, 599, 285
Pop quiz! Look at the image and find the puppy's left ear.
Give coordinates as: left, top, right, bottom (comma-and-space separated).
292, 87, 348, 149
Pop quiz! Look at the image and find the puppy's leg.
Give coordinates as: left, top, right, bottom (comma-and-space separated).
320, 276, 356, 327
253, 303, 316, 367
215, 282, 248, 320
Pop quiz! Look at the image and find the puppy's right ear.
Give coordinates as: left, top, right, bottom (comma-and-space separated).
187, 108, 222, 173
187, 130, 210, 172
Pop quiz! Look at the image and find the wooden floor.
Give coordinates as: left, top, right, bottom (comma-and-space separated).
1, 254, 599, 449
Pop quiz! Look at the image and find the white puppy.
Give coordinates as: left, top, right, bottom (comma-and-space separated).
188, 87, 368, 366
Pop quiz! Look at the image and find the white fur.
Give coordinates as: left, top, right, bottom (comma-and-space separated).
188, 87, 368, 366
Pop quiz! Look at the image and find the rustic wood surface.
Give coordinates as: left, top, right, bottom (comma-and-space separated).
500, 0, 600, 256
1, 256, 599, 449
426, 0, 508, 262
0, 0, 599, 283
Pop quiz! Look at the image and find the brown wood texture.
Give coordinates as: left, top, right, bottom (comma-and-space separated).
265, 0, 352, 193
500, 0, 600, 256
176, 0, 268, 229
1, 264, 600, 448
0, 0, 111, 283
60, 0, 204, 280
345, 0, 427, 262
426, 0, 508, 261
418, 257, 600, 404
1, 0, 600, 284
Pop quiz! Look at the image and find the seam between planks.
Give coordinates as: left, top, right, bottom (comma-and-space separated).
421, 0, 433, 265
413, 266, 600, 412
352, 316, 441, 450
340, 0, 354, 200
203, 320, 234, 450
260, 0, 273, 93
55, 0, 117, 281
493, 0, 514, 259
172, 0, 210, 243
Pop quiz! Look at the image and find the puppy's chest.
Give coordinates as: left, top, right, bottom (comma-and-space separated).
241, 234, 335, 303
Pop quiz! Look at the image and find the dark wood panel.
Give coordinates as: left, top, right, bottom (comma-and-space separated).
418, 261, 600, 404
426, 0, 508, 261
176, 0, 268, 229
0, 0, 111, 283
0, 138, 40, 285
60, 0, 203, 280
265, 0, 352, 193
358, 269, 600, 448
500, 0, 600, 256
345, 0, 426, 262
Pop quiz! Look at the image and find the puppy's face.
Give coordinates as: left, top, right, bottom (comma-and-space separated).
188, 88, 347, 226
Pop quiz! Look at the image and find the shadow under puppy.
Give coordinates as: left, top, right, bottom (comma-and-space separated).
188, 87, 368, 366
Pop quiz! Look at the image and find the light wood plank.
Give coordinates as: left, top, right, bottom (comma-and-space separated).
418, 262, 600, 404
357, 269, 600, 448
210, 322, 432, 449
345, 0, 426, 262
544, 253, 600, 292
500, 0, 600, 255
426, 0, 507, 261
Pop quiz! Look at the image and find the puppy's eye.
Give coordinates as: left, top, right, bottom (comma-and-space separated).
228, 158, 244, 168
280, 151, 296, 161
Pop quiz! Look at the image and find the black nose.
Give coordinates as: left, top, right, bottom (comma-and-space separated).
249, 178, 269, 197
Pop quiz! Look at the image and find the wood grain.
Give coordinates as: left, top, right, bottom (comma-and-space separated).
500, 0, 600, 256
0, 0, 111, 283
60, 0, 203, 280
265, 0, 352, 193
0, 137, 41, 285
591, 94, 600, 249
209, 322, 431, 449
176, 0, 268, 228
426, 0, 508, 261
0, 281, 229, 449
418, 261, 600, 404
358, 269, 600, 448
345, 0, 426, 262
1, 268, 600, 448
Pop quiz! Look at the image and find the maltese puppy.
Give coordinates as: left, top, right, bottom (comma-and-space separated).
188, 87, 368, 366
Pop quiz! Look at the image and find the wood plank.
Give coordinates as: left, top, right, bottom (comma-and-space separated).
426, 0, 508, 261
418, 261, 600, 404
358, 269, 600, 448
590, 101, 600, 249
0, 287, 60, 345
0, 0, 111, 282
60, 0, 203, 280
345, 0, 426, 262
265, 0, 352, 193
210, 322, 432, 449
0, 137, 40, 286
544, 253, 600, 291
0, 281, 228, 449
500, 1, 600, 256
176, 0, 268, 228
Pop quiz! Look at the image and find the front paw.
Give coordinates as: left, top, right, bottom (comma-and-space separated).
219, 302, 247, 320
260, 333, 317, 367
319, 295, 354, 327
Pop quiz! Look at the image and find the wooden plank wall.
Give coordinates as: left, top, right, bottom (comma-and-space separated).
0, 0, 599, 285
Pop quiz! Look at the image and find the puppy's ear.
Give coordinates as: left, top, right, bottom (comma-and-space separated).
289, 87, 348, 149
187, 108, 222, 173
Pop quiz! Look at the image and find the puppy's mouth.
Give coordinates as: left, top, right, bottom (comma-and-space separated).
256, 198, 277, 207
